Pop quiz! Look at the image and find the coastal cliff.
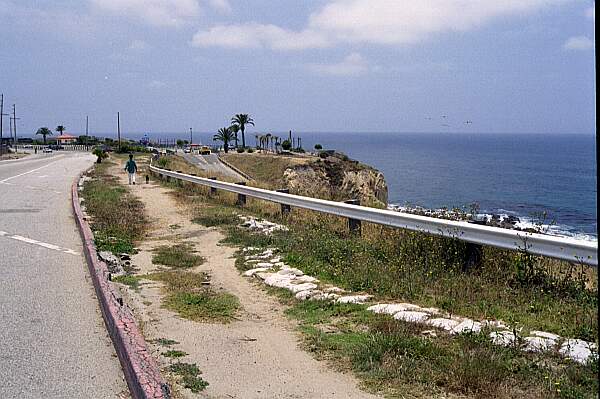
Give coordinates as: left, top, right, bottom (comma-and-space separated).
221, 152, 388, 207
283, 152, 388, 207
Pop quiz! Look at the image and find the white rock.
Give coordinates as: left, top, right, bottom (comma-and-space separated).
367, 303, 416, 315
420, 307, 441, 315
269, 257, 282, 263
559, 339, 598, 364
254, 272, 271, 280
243, 268, 271, 277
483, 320, 510, 330
450, 320, 482, 335
242, 247, 260, 252
427, 318, 460, 331
523, 336, 556, 352
255, 262, 274, 268
295, 290, 319, 300
490, 330, 518, 347
310, 292, 340, 301
530, 331, 560, 341
394, 311, 430, 323
323, 287, 346, 294
263, 273, 294, 288
288, 283, 318, 294
278, 267, 304, 276
294, 275, 319, 283
336, 295, 372, 304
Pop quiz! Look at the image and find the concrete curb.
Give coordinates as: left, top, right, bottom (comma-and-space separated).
72, 171, 170, 399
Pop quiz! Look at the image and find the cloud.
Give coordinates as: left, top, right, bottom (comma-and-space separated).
207, 0, 231, 13
306, 53, 370, 76
563, 36, 594, 50
191, 23, 330, 50
192, 0, 565, 50
91, 0, 200, 27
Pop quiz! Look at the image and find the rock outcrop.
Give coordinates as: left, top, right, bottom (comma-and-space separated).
283, 152, 388, 207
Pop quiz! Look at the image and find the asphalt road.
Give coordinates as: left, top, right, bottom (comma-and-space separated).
181, 152, 247, 181
0, 153, 126, 398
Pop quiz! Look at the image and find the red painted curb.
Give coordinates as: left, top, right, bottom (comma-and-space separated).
72, 172, 170, 399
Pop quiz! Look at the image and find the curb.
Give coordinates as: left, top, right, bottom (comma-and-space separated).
72, 171, 170, 399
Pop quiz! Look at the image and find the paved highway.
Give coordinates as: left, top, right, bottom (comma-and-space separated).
0, 153, 126, 398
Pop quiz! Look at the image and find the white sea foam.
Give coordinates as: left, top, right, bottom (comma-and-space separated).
387, 204, 597, 242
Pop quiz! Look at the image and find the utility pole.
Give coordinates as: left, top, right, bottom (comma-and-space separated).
85, 115, 89, 147
11, 104, 20, 147
117, 112, 121, 152
0, 94, 8, 155
189, 127, 193, 145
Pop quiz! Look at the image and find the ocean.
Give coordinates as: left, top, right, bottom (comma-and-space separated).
118, 131, 598, 240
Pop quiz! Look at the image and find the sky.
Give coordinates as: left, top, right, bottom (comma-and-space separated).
0, 0, 596, 137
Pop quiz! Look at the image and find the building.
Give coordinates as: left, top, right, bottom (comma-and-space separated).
55, 133, 77, 144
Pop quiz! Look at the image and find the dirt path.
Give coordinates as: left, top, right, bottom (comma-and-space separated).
109, 159, 378, 399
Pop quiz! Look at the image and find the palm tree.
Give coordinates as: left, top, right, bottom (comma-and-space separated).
231, 114, 254, 148
56, 125, 66, 136
36, 127, 53, 144
254, 134, 259, 149
213, 127, 235, 153
229, 124, 240, 148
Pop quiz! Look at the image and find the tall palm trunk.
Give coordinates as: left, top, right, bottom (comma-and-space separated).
241, 126, 245, 148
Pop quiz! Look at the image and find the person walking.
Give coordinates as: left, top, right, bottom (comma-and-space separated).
124, 153, 138, 185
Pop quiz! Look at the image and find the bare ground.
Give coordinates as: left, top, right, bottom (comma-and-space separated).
108, 159, 379, 399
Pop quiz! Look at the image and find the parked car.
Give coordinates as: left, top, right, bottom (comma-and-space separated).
42, 147, 53, 153
183, 147, 191, 153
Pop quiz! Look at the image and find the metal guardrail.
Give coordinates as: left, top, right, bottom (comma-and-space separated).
149, 165, 598, 266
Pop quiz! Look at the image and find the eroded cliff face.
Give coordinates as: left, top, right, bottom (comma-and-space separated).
283, 152, 388, 207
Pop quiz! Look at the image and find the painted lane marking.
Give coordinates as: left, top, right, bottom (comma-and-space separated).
0, 181, 62, 194
0, 230, 80, 256
0, 155, 65, 183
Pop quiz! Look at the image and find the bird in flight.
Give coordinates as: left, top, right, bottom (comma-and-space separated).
464, 120, 473, 124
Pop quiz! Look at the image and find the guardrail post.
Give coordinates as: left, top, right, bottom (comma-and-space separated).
276, 189, 291, 215
344, 199, 361, 235
464, 242, 483, 272
236, 182, 247, 206
209, 177, 217, 195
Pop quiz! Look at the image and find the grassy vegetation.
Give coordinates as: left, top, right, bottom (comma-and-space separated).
169, 362, 209, 393
81, 159, 147, 254
112, 274, 141, 290
152, 243, 206, 269
155, 338, 179, 347
146, 271, 240, 323
163, 350, 187, 358
221, 152, 310, 188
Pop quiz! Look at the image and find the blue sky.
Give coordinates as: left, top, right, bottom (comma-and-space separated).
0, 0, 596, 136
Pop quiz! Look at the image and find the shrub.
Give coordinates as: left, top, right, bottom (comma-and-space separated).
92, 148, 108, 163
247, 148, 254, 153
281, 140, 292, 150
236, 147, 245, 153
314, 144, 323, 150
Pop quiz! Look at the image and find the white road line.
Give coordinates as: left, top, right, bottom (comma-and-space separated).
0, 155, 65, 183
0, 230, 80, 256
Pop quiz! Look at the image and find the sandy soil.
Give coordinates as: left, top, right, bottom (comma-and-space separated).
108, 158, 378, 399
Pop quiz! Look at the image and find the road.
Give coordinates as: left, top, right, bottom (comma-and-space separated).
0, 153, 127, 398
181, 153, 247, 181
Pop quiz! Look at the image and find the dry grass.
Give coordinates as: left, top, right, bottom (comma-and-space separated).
221, 152, 311, 188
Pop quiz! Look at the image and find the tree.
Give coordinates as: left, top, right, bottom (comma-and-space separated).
281, 139, 292, 151
176, 139, 184, 147
229, 124, 240, 148
314, 144, 323, 150
213, 127, 235, 153
56, 125, 65, 136
92, 148, 108, 163
36, 127, 53, 144
231, 114, 254, 148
